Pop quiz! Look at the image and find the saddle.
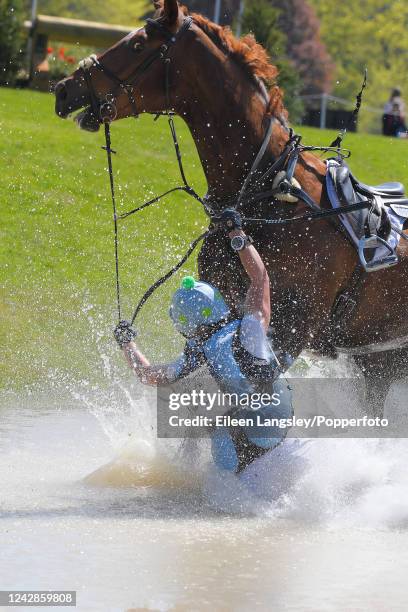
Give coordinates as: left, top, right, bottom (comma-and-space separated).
326, 159, 408, 271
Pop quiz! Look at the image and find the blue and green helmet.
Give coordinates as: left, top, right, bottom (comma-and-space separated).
169, 276, 230, 337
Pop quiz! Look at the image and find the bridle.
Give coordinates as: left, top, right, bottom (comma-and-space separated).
78, 16, 194, 125
75, 16, 373, 335
77, 14, 295, 217
77, 15, 212, 324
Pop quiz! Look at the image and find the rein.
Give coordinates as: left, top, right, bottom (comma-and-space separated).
79, 16, 210, 325
79, 17, 371, 329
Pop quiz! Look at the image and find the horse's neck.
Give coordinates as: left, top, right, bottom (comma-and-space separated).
178, 60, 287, 202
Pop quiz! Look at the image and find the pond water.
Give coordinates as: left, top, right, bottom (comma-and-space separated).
1, 383, 408, 612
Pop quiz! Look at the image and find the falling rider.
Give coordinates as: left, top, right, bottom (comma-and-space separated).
114, 210, 293, 473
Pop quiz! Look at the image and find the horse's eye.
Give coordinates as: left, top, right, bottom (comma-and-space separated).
133, 42, 144, 52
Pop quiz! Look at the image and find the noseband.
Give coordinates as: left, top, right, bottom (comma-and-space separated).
78, 16, 193, 124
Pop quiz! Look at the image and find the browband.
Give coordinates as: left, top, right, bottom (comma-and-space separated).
145, 16, 193, 43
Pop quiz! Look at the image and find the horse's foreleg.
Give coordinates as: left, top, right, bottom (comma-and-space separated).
361, 374, 392, 419
353, 349, 408, 418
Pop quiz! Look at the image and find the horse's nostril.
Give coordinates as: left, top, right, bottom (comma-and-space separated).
56, 82, 68, 101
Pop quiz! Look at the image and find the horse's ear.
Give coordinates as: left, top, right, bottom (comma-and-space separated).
163, 0, 179, 24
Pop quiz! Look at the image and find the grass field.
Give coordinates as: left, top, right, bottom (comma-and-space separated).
1, 87, 407, 389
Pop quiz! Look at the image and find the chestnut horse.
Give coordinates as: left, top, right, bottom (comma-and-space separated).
55, 0, 408, 417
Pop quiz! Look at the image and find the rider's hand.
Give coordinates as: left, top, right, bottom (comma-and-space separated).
114, 320, 137, 347
212, 208, 242, 231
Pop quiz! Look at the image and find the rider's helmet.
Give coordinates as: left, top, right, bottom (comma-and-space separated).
169, 276, 230, 337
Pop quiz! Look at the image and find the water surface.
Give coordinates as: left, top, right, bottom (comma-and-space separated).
1, 388, 408, 611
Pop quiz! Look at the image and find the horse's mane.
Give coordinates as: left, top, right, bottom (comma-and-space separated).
190, 13, 286, 118
156, 3, 287, 119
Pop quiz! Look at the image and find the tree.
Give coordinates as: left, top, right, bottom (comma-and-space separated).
0, 0, 25, 85
185, 0, 241, 25
37, 0, 152, 25
184, 0, 333, 99
241, 0, 304, 121
275, 58, 304, 122
309, 0, 408, 132
241, 0, 285, 56
271, 0, 334, 95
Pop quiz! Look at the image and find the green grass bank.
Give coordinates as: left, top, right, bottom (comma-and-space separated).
1, 87, 407, 389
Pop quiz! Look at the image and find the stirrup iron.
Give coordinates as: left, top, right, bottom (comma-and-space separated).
358, 235, 398, 272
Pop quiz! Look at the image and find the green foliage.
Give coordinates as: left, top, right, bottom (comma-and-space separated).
46, 45, 93, 81
271, 0, 334, 95
0, 0, 25, 85
241, 0, 285, 56
35, 0, 152, 25
241, 0, 304, 122
309, 0, 408, 133
275, 58, 304, 123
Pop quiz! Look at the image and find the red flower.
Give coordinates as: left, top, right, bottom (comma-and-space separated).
66, 56, 75, 64
47, 46, 53, 54
58, 47, 66, 59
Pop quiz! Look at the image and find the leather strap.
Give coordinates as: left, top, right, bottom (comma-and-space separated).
330, 263, 366, 336
79, 17, 193, 122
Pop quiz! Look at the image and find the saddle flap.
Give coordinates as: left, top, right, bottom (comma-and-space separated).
333, 164, 365, 206
327, 160, 383, 238
326, 159, 401, 272
389, 203, 408, 218
355, 181, 405, 197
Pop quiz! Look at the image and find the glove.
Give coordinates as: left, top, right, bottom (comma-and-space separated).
212, 208, 242, 231
114, 320, 137, 347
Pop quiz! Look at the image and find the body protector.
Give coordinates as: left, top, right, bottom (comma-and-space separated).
167, 307, 293, 473
203, 319, 293, 473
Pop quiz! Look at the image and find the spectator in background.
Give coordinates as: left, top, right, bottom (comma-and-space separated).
382, 88, 407, 137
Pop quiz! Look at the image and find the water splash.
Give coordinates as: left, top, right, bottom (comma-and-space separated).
65, 317, 408, 528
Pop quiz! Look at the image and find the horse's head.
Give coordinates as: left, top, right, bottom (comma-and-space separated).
54, 0, 189, 131
54, 0, 292, 199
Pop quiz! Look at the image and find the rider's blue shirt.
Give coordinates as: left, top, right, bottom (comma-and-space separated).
164, 315, 293, 473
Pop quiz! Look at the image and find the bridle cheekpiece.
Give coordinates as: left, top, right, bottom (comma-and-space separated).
78, 16, 193, 125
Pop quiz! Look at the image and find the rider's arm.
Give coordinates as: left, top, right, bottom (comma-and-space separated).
122, 341, 172, 385
119, 335, 203, 386
113, 321, 179, 385
228, 228, 270, 331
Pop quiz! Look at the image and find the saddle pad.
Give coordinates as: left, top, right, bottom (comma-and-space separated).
326, 159, 405, 265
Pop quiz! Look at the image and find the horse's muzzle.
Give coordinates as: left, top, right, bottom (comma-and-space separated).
74, 107, 101, 132
55, 78, 90, 120
55, 81, 70, 118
